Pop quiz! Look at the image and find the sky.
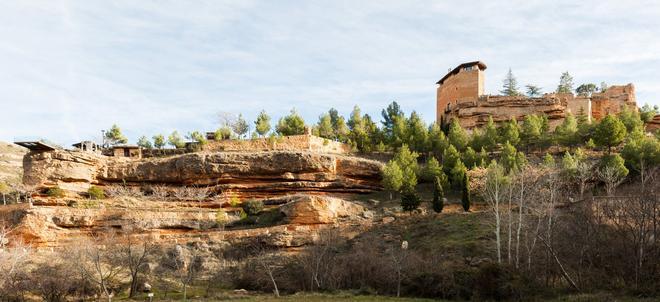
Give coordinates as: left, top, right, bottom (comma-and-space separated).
1, 0, 659, 145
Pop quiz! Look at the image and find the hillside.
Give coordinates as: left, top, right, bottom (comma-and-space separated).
0, 141, 26, 185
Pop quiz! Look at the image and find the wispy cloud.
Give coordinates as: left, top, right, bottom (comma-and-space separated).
1, 0, 659, 145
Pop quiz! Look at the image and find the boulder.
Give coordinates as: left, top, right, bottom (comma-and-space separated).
279, 195, 366, 225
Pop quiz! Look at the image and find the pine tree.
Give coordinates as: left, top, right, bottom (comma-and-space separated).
500, 68, 520, 96
557, 72, 574, 93
448, 118, 469, 151
421, 157, 443, 182
382, 161, 404, 200
442, 145, 461, 175
461, 173, 471, 212
137, 136, 153, 149
555, 113, 578, 146
152, 134, 166, 149
500, 141, 519, 173
254, 110, 272, 137
499, 118, 520, 146
462, 147, 479, 169
105, 124, 128, 145
525, 85, 542, 97
276, 109, 306, 136
483, 116, 498, 151
233, 114, 249, 138
428, 123, 448, 157
167, 131, 185, 149
393, 145, 419, 192
542, 153, 555, 168
594, 114, 627, 153
432, 176, 444, 213
401, 189, 421, 213
520, 114, 542, 149
406, 111, 429, 153
450, 160, 467, 190
316, 114, 334, 138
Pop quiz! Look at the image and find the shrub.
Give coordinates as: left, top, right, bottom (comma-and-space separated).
401, 189, 421, 212
242, 199, 264, 216
46, 186, 65, 198
87, 186, 105, 200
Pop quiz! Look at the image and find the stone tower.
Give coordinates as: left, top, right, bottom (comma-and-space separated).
436, 61, 487, 126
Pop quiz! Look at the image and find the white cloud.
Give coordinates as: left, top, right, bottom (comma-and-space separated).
0, 0, 659, 144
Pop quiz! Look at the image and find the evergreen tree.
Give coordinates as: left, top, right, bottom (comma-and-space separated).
334, 116, 349, 142
152, 134, 166, 149
576, 107, 592, 143
640, 103, 659, 123
168, 131, 185, 149
276, 109, 306, 136
316, 113, 334, 138
575, 83, 597, 96
499, 141, 519, 173
594, 114, 627, 152
478, 147, 489, 167
406, 111, 429, 153
401, 189, 421, 213
520, 114, 542, 149
254, 110, 272, 137
232, 114, 249, 138
542, 153, 555, 168
499, 118, 520, 146
525, 84, 542, 97
617, 105, 644, 133
348, 105, 371, 152
428, 123, 449, 157
105, 124, 128, 145
391, 115, 409, 149
393, 144, 419, 192
500, 68, 521, 96
448, 118, 469, 151
461, 173, 471, 212
462, 146, 479, 169
450, 160, 467, 190
621, 133, 660, 186
557, 71, 574, 93
555, 112, 578, 146
483, 116, 498, 151
381, 101, 404, 143
187, 131, 207, 145
382, 161, 403, 200
432, 176, 444, 213
442, 145, 461, 175
137, 136, 152, 149
421, 157, 443, 183
561, 151, 577, 177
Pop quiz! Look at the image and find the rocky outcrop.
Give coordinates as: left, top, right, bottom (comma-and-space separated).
22, 150, 383, 199
279, 195, 367, 224
646, 114, 660, 132
453, 94, 568, 130
0, 142, 26, 185
0, 195, 371, 248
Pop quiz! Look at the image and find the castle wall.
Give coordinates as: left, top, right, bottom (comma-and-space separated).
436, 68, 484, 125
590, 84, 636, 119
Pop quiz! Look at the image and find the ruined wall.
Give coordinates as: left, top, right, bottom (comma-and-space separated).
205, 135, 350, 154
591, 84, 636, 119
437, 68, 484, 125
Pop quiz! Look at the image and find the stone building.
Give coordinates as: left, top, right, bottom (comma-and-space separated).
436, 61, 637, 130
111, 145, 142, 158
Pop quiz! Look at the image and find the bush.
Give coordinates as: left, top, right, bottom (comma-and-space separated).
87, 186, 105, 200
401, 190, 421, 212
46, 186, 65, 198
242, 199, 264, 216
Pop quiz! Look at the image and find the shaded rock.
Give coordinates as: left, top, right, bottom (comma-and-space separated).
279, 195, 366, 225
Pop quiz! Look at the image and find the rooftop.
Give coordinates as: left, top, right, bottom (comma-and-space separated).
436, 61, 487, 85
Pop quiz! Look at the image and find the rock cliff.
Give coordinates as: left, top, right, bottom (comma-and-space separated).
23, 150, 383, 199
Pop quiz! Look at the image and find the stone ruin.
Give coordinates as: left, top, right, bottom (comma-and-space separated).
436, 61, 637, 130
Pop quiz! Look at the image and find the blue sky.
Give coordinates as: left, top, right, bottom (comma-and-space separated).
1, 1, 659, 145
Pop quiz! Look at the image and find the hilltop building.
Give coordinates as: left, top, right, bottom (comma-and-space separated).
436, 61, 637, 130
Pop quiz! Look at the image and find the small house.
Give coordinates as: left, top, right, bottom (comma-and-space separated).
112, 145, 142, 158
72, 141, 101, 154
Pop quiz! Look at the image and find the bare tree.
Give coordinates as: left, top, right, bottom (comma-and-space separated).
574, 161, 594, 199
251, 241, 280, 297
73, 234, 125, 302
159, 245, 204, 301
297, 229, 341, 291
598, 165, 626, 196
0, 220, 15, 250
0, 239, 32, 300
483, 162, 509, 263
31, 257, 77, 302
389, 240, 409, 297
120, 236, 156, 298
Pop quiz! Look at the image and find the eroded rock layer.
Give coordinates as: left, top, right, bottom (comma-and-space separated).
23, 150, 383, 198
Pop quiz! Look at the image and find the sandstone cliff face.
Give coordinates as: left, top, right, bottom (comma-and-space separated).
0, 142, 26, 185
23, 150, 383, 198
646, 114, 660, 132
452, 95, 567, 130
0, 194, 372, 248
